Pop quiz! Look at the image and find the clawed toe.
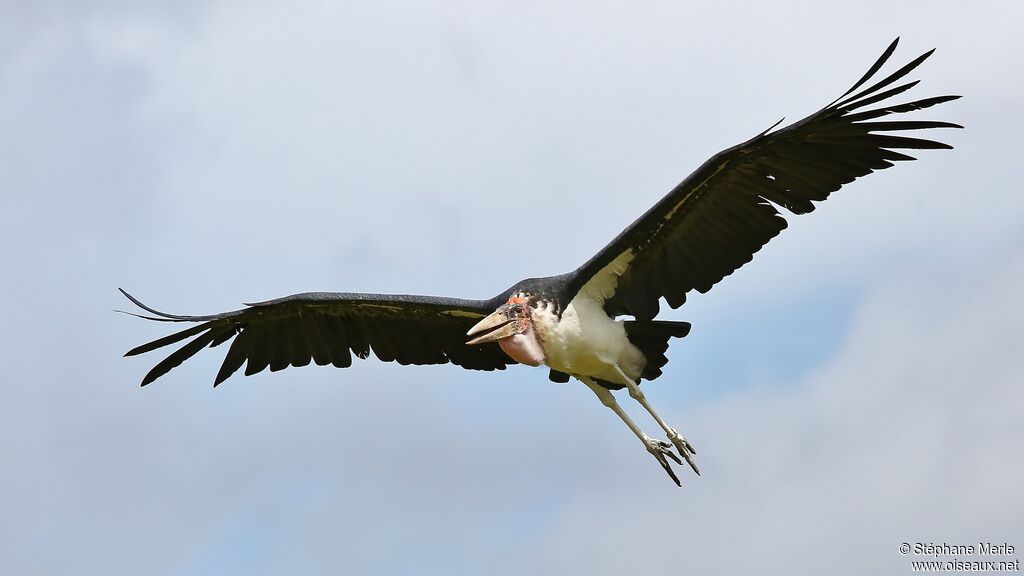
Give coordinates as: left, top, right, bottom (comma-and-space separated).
655, 440, 682, 465
644, 436, 683, 486
667, 429, 700, 476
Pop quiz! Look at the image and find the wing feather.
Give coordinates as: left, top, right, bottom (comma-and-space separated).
564, 39, 960, 319
121, 289, 514, 386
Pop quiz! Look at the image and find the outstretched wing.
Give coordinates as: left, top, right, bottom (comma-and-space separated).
120, 289, 514, 386
564, 38, 961, 319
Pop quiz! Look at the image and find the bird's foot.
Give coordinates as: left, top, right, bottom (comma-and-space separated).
643, 435, 683, 486
666, 428, 700, 476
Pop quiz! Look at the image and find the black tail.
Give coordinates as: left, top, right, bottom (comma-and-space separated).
546, 320, 690, 388
624, 320, 691, 383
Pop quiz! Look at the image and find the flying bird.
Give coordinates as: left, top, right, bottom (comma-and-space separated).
121, 39, 959, 486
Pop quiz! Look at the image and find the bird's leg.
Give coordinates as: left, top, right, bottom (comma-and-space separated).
612, 364, 700, 476
577, 375, 683, 486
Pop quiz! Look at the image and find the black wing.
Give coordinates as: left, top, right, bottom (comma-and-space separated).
120, 289, 514, 386
564, 38, 961, 319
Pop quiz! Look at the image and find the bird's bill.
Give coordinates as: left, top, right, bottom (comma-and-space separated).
466, 307, 520, 345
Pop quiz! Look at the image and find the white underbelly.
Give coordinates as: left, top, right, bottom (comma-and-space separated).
533, 295, 646, 383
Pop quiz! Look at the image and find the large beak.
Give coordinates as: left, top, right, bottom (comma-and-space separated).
466, 306, 519, 345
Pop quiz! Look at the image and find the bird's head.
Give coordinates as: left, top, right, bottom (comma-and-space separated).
465, 293, 546, 366
466, 295, 532, 345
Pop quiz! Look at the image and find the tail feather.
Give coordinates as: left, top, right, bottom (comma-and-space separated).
625, 320, 691, 383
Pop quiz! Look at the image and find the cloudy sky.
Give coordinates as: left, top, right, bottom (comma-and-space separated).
2, 1, 1021, 574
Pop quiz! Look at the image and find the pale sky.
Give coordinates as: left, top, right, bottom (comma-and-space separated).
2, 1, 1022, 574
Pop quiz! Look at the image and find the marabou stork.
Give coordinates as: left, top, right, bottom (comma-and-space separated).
121, 39, 959, 486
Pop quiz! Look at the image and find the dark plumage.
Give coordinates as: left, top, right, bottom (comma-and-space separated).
564, 40, 960, 319
121, 39, 959, 485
